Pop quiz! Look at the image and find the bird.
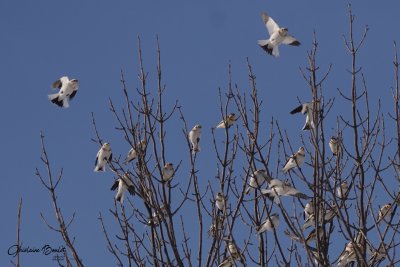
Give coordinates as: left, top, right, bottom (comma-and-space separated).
368, 242, 387, 266
337, 181, 349, 200
94, 143, 112, 172
227, 242, 240, 259
261, 180, 309, 204
302, 213, 316, 230
162, 163, 174, 182
256, 213, 280, 234
216, 113, 236, 129
110, 173, 135, 203
305, 227, 324, 243
48, 76, 79, 108
124, 139, 147, 164
258, 12, 300, 57
304, 200, 314, 219
215, 192, 225, 213
282, 147, 306, 174
188, 124, 202, 153
337, 242, 357, 266
245, 169, 270, 194
148, 205, 167, 226
290, 102, 317, 130
329, 136, 340, 156
377, 203, 392, 224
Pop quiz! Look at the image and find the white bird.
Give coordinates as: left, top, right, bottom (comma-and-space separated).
188, 124, 202, 153
149, 205, 167, 226
329, 136, 340, 156
304, 200, 314, 218
257, 213, 280, 234
368, 242, 387, 266
337, 242, 357, 267
378, 203, 392, 224
48, 76, 79, 108
282, 147, 306, 174
125, 139, 147, 164
290, 102, 316, 130
337, 181, 349, 200
110, 173, 135, 203
216, 113, 236, 129
94, 143, 112, 172
245, 169, 270, 194
302, 213, 316, 230
215, 192, 225, 212
258, 12, 300, 57
227, 242, 240, 259
261, 179, 309, 204
162, 163, 174, 182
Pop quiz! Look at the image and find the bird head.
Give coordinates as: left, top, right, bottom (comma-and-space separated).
194, 124, 202, 130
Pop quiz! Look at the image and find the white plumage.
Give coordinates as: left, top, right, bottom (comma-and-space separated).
48, 76, 79, 108
94, 143, 112, 172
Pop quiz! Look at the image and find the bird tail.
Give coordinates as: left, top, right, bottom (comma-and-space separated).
116, 194, 123, 203
192, 144, 200, 154
62, 98, 70, 108
272, 46, 280, 57
245, 186, 252, 195
94, 165, 105, 172
48, 93, 63, 107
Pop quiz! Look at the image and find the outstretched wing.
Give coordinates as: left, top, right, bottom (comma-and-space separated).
261, 12, 279, 35
110, 180, 119, 191
282, 35, 301, 46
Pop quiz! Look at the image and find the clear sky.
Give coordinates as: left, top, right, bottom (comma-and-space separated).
1, 1, 400, 266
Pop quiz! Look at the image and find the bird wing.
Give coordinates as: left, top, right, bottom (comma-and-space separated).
290, 104, 304, 114
261, 12, 279, 35
52, 79, 62, 89
110, 180, 119, 191
282, 35, 301, 46
69, 90, 78, 100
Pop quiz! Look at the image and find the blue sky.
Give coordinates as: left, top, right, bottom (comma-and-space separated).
1, 1, 400, 266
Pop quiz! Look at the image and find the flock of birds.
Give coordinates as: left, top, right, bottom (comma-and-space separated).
46, 11, 393, 266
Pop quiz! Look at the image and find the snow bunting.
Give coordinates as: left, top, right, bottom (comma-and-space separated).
216, 113, 236, 129
94, 143, 112, 172
189, 124, 202, 153
245, 169, 270, 194
162, 162, 174, 182
257, 213, 279, 234
110, 173, 135, 202
48, 76, 79, 108
258, 12, 300, 57
282, 147, 305, 174
125, 139, 147, 164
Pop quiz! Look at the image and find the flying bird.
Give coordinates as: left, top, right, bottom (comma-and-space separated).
216, 113, 236, 129
282, 147, 305, 174
188, 124, 202, 153
94, 143, 112, 172
258, 12, 300, 57
290, 102, 316, 130
256, 213, 280, 234
261, 179, 309, 204
125, 139, 147, 164
48, 76, 79, 108
245, 169, 270, 194
110, 173, 135, 203
329, 136, 340, 156
162, 163, 174, 182
215, 192, 225, 213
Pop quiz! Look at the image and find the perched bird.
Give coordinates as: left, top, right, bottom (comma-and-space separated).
110, 173, 135, 203
378, 203, 392, 224
245, 169, 270, 195
227, 242, 240, 259
94, 143, 112, 172
290, 102, 316, 130
305, 227, 324, 243
323, 203, 338, 221
208, 215, 223, 237
368, 242, 387, 266
257, 213, 280, 234
329, 136, 340, 156
337, 242, 357, 267
216, 113, 236, 129
162, 163, 174, 182
258, 12, 300, 57
148, 205, 167, 226
304, 200, 314, 219
215, 192, 225, 212
337, 181, 349, 200
48, 76, 79, 108
302, 213, 316, 230
188, 124, 202, 153
282, 147, 306, 174
261, 180, 309, 204
124, 139, 147, 164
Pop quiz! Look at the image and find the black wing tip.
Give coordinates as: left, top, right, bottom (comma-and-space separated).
110, 181, 118, 191
259, 44, 273, 55
290, 40, 301, 46
290, 105, 303, 114
51, 98, 64, 107
302, 124, 311, 131
128, 186, 135, 195
116, 196, 122, 202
